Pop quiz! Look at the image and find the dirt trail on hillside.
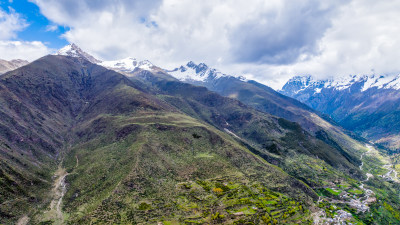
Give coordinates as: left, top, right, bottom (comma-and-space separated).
41, 166, 69, 224
16, 215, 29, 225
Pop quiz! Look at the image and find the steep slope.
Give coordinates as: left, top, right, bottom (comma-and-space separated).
0, 55, 328, 224
0, 59, 28, 75
281, 75, 400, 151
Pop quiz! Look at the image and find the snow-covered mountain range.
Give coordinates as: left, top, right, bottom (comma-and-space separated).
280, 74, 400, 150
281, 74, 400, 96
56, 44, 246, 83
56, 44, 158, 75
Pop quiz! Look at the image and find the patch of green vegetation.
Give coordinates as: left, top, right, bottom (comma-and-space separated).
325, 188, 342, 196
194, 153, 214, 158
348, 189, 363, 195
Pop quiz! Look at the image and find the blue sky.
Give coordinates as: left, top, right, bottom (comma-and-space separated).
0, 0, 67, 48
1, 0, 400, 89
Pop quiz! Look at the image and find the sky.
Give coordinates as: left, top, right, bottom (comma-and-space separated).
1, 0, 400, 89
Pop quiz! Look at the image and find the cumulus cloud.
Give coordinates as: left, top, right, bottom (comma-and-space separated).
0, 7, 52, 61
29, 0, 400, 89
31, 1, 342, 63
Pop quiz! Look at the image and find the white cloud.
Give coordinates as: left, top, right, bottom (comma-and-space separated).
31, 1, 340, 64
0, 7, 52, 61
30, 0, 400, 89
45, 24, 58, 32
0, 41, 52, 61
0, 7, 28, 39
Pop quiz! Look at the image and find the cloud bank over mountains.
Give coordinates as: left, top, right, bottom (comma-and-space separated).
2, 0, 400, 88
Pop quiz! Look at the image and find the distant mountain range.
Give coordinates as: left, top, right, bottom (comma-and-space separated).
281, 75, 400, 151
0, 59, 29, 75
1, 44, 400, 224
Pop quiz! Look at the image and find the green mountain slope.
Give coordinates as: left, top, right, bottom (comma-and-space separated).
1, 56, 399, 224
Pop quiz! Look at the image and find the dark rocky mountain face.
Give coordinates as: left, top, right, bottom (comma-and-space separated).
281, 75, 400, 151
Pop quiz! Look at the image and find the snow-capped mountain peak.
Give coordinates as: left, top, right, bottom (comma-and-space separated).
167, 61, 237, 82
56, 43, 101, 64
280, 75, 318, 95
99, 57, 155, 73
